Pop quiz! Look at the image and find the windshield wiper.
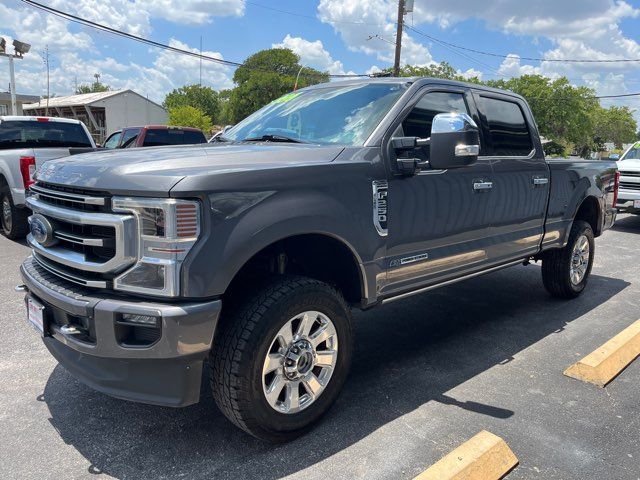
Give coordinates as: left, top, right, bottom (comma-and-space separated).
242, 134, 306, 143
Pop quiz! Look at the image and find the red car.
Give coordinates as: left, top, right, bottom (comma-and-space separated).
103, 125, 207, 149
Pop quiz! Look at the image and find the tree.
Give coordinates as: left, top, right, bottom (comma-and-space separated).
592, 106, 637, 149
76, 81, 110, 94
227, 48, 329, 123
380, 61, 482, 84
168, 105, 212, 133
163, 84, 221, 124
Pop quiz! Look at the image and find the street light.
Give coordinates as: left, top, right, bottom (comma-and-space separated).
0, 37, 31, 115
13, 40, 31, 57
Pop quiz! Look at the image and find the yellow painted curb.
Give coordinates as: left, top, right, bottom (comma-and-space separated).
564, 320, 640, 387
413, 430, 518, 480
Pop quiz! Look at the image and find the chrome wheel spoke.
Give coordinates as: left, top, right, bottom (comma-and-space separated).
265, 374, 286, 406
302, 373, 323, 397
262, 353, 282, 376
295, 312, 317, 339
315, 350, 336, 368
262, 310, 338, 415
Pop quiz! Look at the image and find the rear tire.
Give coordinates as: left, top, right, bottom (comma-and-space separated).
210, 275, 354, 442
541, 220, 594, 299
0, 188, 29, 240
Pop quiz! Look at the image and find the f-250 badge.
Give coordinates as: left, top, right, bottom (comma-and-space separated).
372, 180, 388, 237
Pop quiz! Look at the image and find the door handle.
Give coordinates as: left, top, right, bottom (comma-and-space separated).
473, 181, 493, 191
533, 177, 549, 186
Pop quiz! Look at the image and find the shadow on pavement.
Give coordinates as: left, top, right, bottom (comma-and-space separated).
43, 265, 629, 479
610, 214, 640, 234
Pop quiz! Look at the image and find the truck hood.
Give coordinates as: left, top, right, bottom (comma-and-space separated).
35, 143, 344, 195
618, 159, 640, 172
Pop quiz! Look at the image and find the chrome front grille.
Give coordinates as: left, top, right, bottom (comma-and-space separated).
619, 181, 640, 191
619, 171, 640, 178
26, 183, 137, 288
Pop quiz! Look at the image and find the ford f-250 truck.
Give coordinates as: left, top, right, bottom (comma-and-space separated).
615, 142, 640, 214
0, 116, 95, 238
18, 78, 618, 442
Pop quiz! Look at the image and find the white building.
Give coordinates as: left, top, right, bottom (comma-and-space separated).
23, 89, 167, 144
0, 91, 40, 115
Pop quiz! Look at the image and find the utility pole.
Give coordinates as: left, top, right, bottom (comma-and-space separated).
393, 0, 405, 76
41, 45, 50, 116
199, 36, 203, 86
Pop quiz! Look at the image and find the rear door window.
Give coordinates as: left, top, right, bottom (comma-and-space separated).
479, 96, 533, 156
0, 120, 92, 149
142, 129, 206, 147
120, 128, 141, 147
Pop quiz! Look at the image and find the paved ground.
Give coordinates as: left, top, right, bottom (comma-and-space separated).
1, 216, 639, 480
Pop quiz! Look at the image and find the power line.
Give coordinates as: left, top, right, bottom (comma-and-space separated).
245, 1, 388, 26
404, 24, 640, 64
20, 0, 369, 78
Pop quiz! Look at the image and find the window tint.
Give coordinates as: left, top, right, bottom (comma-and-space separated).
0, 120, 92, 149
402, 92, 468, 138
120, 128, 141, 146
480, 97, 533, 156
103, 132, 121, 149
142, 129, 207, 147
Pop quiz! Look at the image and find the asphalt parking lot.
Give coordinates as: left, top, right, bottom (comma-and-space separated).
1, 216, 639, 480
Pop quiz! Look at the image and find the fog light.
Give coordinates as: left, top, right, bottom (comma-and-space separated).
121, 313, 159, 326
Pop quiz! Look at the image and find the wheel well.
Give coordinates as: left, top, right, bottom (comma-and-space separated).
225, 234, 364, 305
575, 196, 600, 236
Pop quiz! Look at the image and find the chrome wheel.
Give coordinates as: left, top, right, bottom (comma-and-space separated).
2, 196, 12, 233
262, 311, 338, 414
570, 234, 590, 285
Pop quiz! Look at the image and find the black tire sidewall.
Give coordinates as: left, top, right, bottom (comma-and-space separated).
242, 281, 353, 438
0, 191, 13, 237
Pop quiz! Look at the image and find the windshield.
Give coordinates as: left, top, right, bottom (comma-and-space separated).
0, 120, 92, 149
224, 83, 407, 146
621, 143, 640, 161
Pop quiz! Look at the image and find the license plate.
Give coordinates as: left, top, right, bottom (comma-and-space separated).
634, 200, 640, 209
27, 297, 45, 335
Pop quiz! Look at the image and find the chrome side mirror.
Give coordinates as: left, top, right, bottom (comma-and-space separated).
429, 112, 480, 169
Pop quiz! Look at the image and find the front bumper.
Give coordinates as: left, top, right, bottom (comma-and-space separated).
20, 256, 222, 407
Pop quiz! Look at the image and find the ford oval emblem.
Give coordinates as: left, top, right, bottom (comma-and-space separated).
30, 214, 56, 247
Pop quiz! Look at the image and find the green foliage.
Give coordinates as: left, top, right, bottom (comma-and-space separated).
167, 105, 212, 133
381, 61, 483, 84
163, 84, 221, 123
76, 82, 109, 94
227, 48, 329, 123
592, 105, 637, 149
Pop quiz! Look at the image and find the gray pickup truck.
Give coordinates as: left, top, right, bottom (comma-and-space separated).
18, 78, 617, 442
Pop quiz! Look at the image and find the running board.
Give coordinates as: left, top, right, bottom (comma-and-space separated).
381, 259, 526, 305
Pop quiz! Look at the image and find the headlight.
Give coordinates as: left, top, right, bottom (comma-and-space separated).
112, 197, 201, 296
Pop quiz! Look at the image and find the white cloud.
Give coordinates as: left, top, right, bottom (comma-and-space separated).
498, 55, 542, 77
317, 0, 433, 66
272, 35, 347, 75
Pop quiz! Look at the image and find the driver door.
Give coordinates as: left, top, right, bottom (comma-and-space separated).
381, 88, 495, 298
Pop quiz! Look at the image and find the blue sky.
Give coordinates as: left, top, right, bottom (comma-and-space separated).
1, 0, 640, 120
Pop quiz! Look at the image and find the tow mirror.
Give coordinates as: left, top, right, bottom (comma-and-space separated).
429, 113, 480, 169
392, 112, 480, 174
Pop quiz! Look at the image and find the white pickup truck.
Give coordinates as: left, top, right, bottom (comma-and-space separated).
0, 116, 95, 238
616, 142, 640, 215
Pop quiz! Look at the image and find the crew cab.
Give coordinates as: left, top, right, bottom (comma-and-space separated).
0, 116, 95, 238
615, 142, 640, 214
103, 125, 207, 149
18, 78, 617, 442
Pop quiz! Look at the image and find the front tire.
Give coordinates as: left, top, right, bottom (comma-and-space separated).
541, 220, 594, 298
210, 275, 354, 442
0, 189, 29, 240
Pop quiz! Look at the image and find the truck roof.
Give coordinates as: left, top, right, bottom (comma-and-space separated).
302, 76, 524, 101
0, 115, 85, 124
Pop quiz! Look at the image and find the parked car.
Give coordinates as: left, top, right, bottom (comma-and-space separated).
19, 78, 618, 442
615, 142, 640, 214
0, 116, 95, 238
103, 125, 207, 149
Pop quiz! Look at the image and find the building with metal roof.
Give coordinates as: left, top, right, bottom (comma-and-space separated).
0, 91, 40, 116
23, 89, 167, 144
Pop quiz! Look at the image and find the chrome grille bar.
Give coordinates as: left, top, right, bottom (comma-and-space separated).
33, 253, 109, 288
30, 184, 107, 206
